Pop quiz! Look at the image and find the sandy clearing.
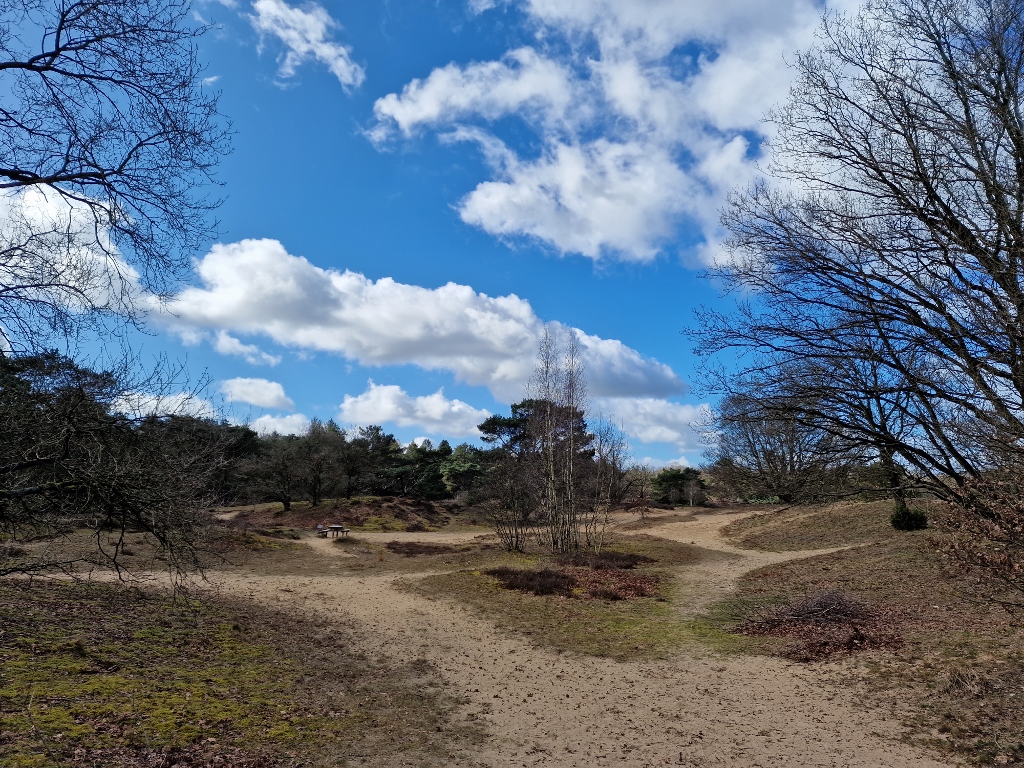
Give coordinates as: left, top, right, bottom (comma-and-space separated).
196, 511, 955, 768
300, 529, 496, 559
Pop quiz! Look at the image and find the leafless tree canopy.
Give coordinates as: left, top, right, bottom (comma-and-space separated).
0, 352, 239, 580
0, 0, 227, 349
696, 0, 1024, 500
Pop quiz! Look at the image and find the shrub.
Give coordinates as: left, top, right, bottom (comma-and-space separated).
486, 567, 577, 596
891, 505, 928, 531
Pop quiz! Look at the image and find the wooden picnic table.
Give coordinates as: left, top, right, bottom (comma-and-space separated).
327, 524, 350, 539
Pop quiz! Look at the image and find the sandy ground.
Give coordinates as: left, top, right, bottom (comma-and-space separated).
203, 511, 955, 768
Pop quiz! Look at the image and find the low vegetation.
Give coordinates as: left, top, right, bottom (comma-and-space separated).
737, 590, 904, 662
0, 580, 477, 768
715, 502, 1024, 765
408, 536, 743, 660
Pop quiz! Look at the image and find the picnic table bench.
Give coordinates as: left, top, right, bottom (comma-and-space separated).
327, 524, 350, 539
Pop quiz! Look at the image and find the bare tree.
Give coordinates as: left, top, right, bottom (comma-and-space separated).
696, 0, 1024, 502
703, 389, 859, 503
623, 463, 656, 518
0, 0, 227, 349
530, 327, 592, 555
582, 417, 629, 552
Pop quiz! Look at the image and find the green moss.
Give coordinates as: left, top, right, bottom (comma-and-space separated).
0, 582, 340, 766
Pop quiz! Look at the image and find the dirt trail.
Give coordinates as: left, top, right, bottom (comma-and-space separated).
623, 511, 849, 615
205, 512, 954, 768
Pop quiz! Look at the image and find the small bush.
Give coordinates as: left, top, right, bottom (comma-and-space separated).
486, 567, 577, 596
891, 505, 928, 531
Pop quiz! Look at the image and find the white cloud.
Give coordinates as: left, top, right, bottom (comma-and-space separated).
597, 396, 711, 452
455, 136, 691, 260
250, 412, 311, 435
114, 391, 216, 420
160, 238, 684, 402
339, 382, 491, 437
0, 186, 140, 320
220, 377, 294, 410
201, 75, 221, 86
212, 331, 282, 366
369, 48, 575, 142
250, 0, 364, 88
372, 0, 832, 262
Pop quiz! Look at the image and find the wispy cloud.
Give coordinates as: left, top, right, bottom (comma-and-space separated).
250, 0, 364, 88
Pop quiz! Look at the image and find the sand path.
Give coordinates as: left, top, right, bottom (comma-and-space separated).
205, 512, 954, 767
621, 511, 849, 616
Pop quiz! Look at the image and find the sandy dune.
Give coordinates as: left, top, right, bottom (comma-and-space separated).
204, 512, 955, 767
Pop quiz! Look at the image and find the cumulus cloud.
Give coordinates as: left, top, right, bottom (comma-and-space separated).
220, 377, 294, 410
455, 136, 692, 260
160, 238, 684, 402
370, 48, 575, 142
339, 382, 491, 437
250, 0, 364, 88
249, 412, 311, 435
597, 396, 711, 453
372, 0, 832, 261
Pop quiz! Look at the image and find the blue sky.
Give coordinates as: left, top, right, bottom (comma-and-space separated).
128, 0, 840, 465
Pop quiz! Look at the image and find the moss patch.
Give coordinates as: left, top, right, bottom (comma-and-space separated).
0, 579, 476, 767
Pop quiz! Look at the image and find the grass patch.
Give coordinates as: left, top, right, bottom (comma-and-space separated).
0, 579, 477, 767
405, 538, 732, 660
722, 500, 921, 551
407, 569, 689, 660
385, 541, 459, 557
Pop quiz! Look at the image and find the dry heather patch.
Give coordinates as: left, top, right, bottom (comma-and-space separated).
723, 499, 911, 551
220, 497, 468, 535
